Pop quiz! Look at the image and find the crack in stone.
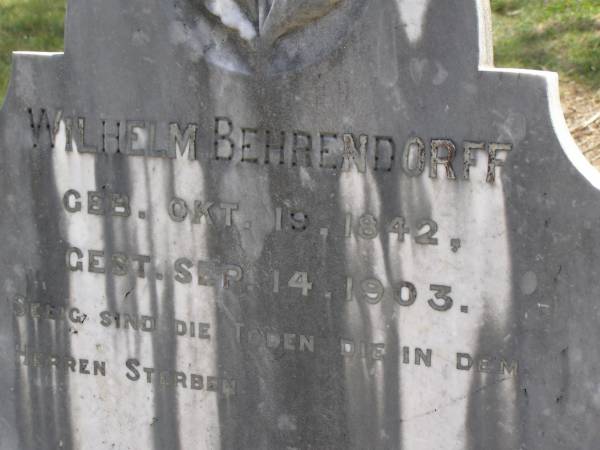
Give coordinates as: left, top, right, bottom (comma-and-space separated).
398, 376, 512, 423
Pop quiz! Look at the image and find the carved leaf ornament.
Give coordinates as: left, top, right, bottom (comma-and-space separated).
203, 0, 344, 44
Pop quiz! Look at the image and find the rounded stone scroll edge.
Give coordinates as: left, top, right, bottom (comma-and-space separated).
544, 70, 600, 191
480, 67, 600, 192
474, 0, 600, 191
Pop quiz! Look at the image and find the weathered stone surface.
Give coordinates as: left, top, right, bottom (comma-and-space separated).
1, 1, 600, 449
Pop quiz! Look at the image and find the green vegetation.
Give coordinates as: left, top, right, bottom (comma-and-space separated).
0, 0, 65, 101
492, 0, 600, 87
0, 0, 599, 101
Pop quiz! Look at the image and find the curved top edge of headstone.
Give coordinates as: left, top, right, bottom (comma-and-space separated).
61, 0, 495, 72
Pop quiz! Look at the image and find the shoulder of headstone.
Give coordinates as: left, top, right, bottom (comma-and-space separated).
1, 51, 64, 116
481, 66, 600, 191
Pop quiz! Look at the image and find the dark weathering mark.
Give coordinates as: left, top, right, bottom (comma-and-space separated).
15, 112, 74, 450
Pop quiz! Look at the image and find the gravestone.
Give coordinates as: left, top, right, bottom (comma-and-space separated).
1, 0, 600, 449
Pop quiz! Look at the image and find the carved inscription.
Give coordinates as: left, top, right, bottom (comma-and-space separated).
13, 105, 520, 407
29, 109, 512, 183
13, 295, 517, 378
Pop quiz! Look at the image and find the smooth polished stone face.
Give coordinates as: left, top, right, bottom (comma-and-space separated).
1, 1, 600, 449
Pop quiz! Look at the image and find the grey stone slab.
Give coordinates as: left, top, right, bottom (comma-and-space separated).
1, 0, 600, 449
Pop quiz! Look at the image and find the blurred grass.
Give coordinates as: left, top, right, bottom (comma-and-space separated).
0, 0, 599, 100
492, 0, 600, 88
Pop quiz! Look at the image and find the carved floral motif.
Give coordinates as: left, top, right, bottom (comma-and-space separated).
202, 0, 344, 44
